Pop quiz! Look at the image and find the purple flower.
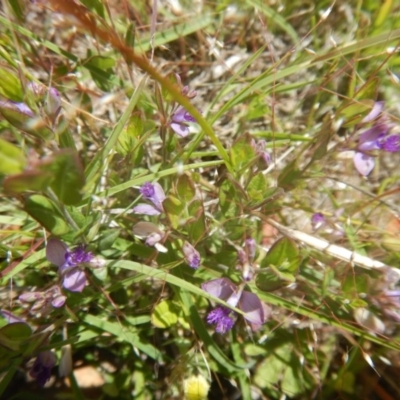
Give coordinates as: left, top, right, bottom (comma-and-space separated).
170, 106, 197, 138
46, 238, 93, 292
182, 241, 201, 269
206, 306, 235, 334
353, 152, 375, 176
19, 285, 66, 312
175, 74, 197, 99
361, 101, 385, 123
132, 221, 167, 253
251, 139, 271, 165
0, 98, 34, 118
353, 104, 400, 176
311, 213, 326, 231
133, 182, 166, 215
169, 75, 199, 137
202, 277, 268, 333
30, 350, 57, 387
381, 135, 400, 152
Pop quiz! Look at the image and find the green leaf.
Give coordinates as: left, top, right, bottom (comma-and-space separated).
230, 134, 256, 171
151, 300, 180, 328
277, 158, 303, 190
0, 322, 32, 341
0, 138, 26, 174
247, 172, 268, 203
263, 237, 299, 268
0, 101, 53, 139
0, 68, 23, 100
8, 0, 25, 21
117, 113, 144, 163
125, 22, 136, 49
42, 150, 85, 206
163, 195, 185, 229
0, 322, 32, 351
80, 0, 105, 17
187, 200, 206, 243
83, 55, 116, 91
3, 170, 53, 194
338, 99, 375, 127
255, 270, 288, 292
254, 343, 312, 396
24, 194, 70, 235
82, 314, 163, 361
219, 180, 241, 218
354, 77, 379, 100
98, 229, 120, 251
176, 174, 196, 202
308, 116, 334, 163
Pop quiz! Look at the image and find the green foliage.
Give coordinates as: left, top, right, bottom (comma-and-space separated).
0, 138, 26, 174
24, 194, 70, 235
1, 1, 400, 398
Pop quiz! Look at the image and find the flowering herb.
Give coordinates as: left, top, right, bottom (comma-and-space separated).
46, 238, 94, 292
201, 277, 268, 333
19, 285, 66, 312
133, 182, 166, 215
206, 306, 235, 334
251, 138, 271, 165
170, 106, 197, 138
311, 213, 326, 231
132, 221, 167, 253
353, 102, 400, 176
169, 74, 198, 137
182, 241, 201, 269
30, 350, 57, 387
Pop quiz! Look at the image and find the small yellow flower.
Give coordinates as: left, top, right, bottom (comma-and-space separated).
183, 375, 210, 400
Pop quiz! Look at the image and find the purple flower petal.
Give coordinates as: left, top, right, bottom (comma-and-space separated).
311, 212, 326, 231
137, 182, 165, 212
133, 203, 161, 215
381, 135, 400, 152
239, 291, 267, 331
225, 289, 242, 308
244, 238, 256, 261
62, 269, 86, 292
65, 246, 93, 266
171, 122, 190, 138
46, 238, 69, 268
206, 306, 235, 334
0, 100, 35, 118
152, 182, 166, 206
353, 152, 375, 176
51, 295, 67, 308
172, 106, 188, 123
145, 232, 164, 246
30, 350, 57, 387
358, 126, 385, 151
182, 242, 201, 269
19, 292, 43, 303
201, 278, 237, 301
362, 101, 384, 123
237, 249, 247, 265
140, 182, 156, 199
